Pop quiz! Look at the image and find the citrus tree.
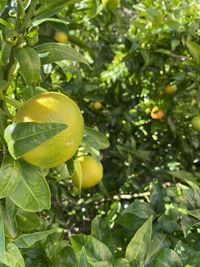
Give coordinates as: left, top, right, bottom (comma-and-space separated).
1, 0, 200, 267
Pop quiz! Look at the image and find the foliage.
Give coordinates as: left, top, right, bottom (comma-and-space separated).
0, 0, 200, 266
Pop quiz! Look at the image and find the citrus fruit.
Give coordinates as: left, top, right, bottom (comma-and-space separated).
164, 84, 177, 95
72, 156, 103, 189
54, 32, 68, 43
102, 0, 120, 10
192, 115, 200, 133
93, 101, 102, 110
14, 92, 84, 168
151, 106, 165, 120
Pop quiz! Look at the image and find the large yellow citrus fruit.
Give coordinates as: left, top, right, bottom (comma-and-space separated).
54, 32, 68, 43
192, 115, 200, 133
14, 92, 84, 168
72, 156, 103, 189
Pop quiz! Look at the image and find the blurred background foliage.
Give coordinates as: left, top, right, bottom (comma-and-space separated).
35, 0, 200, 228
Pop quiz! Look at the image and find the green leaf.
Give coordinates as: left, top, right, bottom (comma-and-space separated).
112, 258, 130, 267
4, 122, 68, 159
0, 243, 25, 267
174, 240, 194, 265
14, 47, 41, 84
91, 216, 115, 253
153, 248, 183, 267
14, 229, 57, 248
186, 40, 200, 64
183, 188, 200, 209
32, 18, 69, 27
64, 246, 78, 267
84, 127, 110, 150
125, 216, 153, 264
0, 208, 5, 261
78, 247, 93, 267
71, 234, 113, 262
2, 202, 18, 239
0, 80, 8, 91
117, 201, 155, 231
0, 1, 7, 16
2, 43, 11, 65
35, 43, 89, 66
9, 160, 51, 212
16, 210, 41, 232
169, 170, 199, 188
185, 251, 200, 267
0, 155, 20, 199
122, 201, 155, 219
145, 233, 167, 264
181, 215, 198, 238
35, 0, 82, 19
73, 158, 83, 194
187, 209, 200, 220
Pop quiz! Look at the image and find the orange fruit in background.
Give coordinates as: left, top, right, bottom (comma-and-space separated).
192, 115, 200, 133
72, 156, 103, 189
54, 32, 68, 43
14, 92, 84, 168
151, 106, 165, 120
164, 84, 177, 95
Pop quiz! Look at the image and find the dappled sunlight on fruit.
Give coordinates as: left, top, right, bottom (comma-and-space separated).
14, 92, 84, 168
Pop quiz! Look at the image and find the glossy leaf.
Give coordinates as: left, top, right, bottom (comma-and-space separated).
71, 234, 113, 262
2, 203, 18, 239
125, 216, 153, 263
0, 155, 20, 198
16, 211, 41, 232
2, 43, 11, 65
0, 243, 25, 267
186, 40, 200, 64
122, 201, 155, 218
187, 209, 200, 221
9, 161, 51, 212
14, 229, 57, 248
84, 127, 110, 150
145, 233, 167, 264
35, 0, 82, 19
112, 258, 130, 267
153, 248, 183, 267
181, 215, 198, 238
169, 170, 199, 187
14, 47, 41, 84
78, 247, 93, 267
35, 43, 89, 65
91, 216, 115, 252
183, 188, 200, 209
4, 122, 67, 159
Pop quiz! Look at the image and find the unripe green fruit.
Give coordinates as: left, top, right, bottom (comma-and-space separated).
192, 115, 200, 133
26, 27, 39, 46
102, 0, 120, 10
